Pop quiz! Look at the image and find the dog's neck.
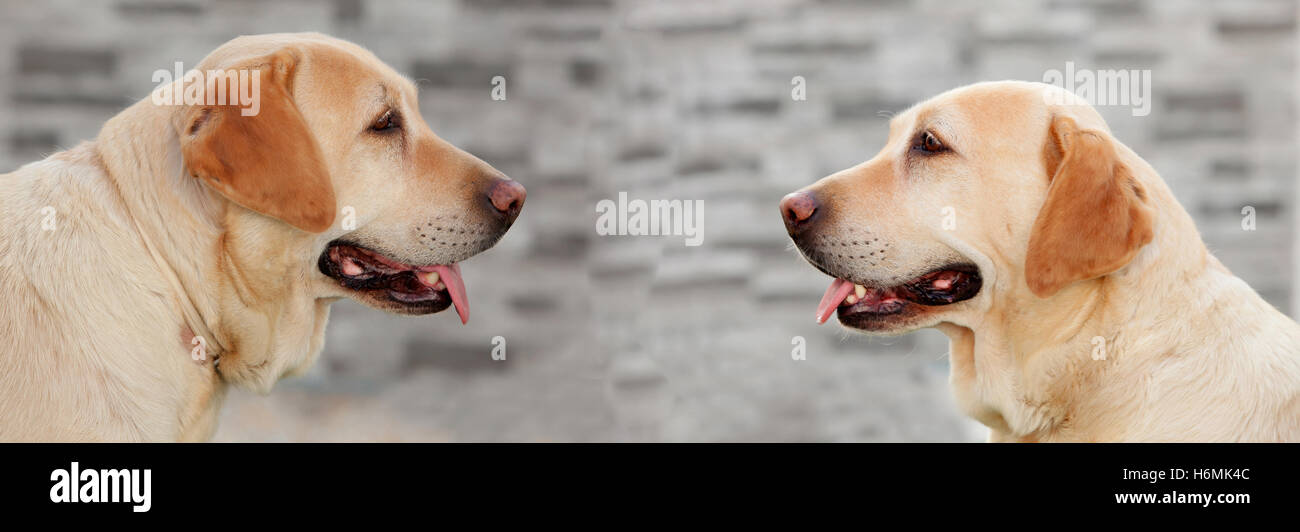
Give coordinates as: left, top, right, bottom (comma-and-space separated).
946, 148, 1257, 441
97, 99, 233, 357
94, 97, 331, 394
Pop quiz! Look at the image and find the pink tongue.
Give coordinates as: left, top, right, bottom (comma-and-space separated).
815, 278, 854, 324
431, 264, 469, 324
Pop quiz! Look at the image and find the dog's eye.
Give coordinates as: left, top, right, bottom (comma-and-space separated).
370, 110, 400, 132
914, 131, 945, 153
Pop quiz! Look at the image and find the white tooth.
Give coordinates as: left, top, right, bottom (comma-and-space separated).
854, 284, 866, 298
419, 271, 439, 286
435, 282, 446, 290
846, 295, 858, 305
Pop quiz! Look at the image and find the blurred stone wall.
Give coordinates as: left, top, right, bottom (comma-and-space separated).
0, 0, 1293, 441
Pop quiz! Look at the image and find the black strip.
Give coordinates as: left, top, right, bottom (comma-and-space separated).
0, 443, 1289, 519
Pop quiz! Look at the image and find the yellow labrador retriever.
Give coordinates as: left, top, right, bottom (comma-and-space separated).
0, 33, 525, 441
781, 81, 1300, 442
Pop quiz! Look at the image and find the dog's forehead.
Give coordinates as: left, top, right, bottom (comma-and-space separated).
199, 33, 418, 100
888, 81, 1074, 143
299, 44, 418, 103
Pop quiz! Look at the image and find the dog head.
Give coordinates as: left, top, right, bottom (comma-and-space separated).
780, 81, 1153, 334
176, 33, 524, 325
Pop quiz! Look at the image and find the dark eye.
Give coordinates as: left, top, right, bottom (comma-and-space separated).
370, 110, 400, 132
914, 131, 945, 154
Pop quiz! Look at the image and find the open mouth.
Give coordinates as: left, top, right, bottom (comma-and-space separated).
814, 265, 982, 326
319, 241, 470, 323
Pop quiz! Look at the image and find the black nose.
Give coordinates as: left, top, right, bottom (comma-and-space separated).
780, 190, 819, 234
486, 178, 526, 223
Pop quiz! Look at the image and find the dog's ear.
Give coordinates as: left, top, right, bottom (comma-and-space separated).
1024, 115, 1154, 297
179, 49, 336, 233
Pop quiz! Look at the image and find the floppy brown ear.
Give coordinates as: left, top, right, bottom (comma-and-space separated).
1024, 116, 1154, 297
180, 50, 336, 233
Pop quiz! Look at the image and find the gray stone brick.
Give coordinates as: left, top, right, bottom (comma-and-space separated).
411, 58, 513, 90
115, 1, 204, 17
8, 130, 59, 156
18, 46, 116, 76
